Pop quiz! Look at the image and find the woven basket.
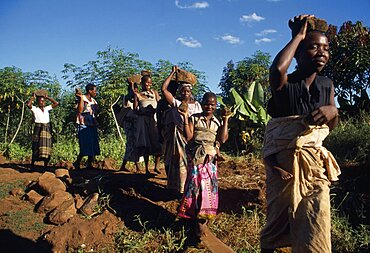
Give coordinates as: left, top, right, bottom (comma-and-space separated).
34, 89, 48, 97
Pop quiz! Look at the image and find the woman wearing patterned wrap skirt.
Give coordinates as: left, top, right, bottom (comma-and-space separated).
161, 66, 202, 197
177, 92, 231, 243
28, 92, 59, 167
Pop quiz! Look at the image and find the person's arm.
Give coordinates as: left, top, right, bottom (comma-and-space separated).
76, 94, 84, 113
269, 15, 312, 91
161, 66, 178, 106
217, 114, 231, 144
27, 92, 36, 109
46, 95, 59, 108
154, 89, 161, 102
311, 82, 339, 129
178, 110, 194, 141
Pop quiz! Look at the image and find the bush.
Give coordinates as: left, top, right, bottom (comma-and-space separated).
331, 208, 370, 253
325, 112, 370, 165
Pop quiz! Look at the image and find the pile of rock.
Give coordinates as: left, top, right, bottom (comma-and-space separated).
23, 169, 104, 225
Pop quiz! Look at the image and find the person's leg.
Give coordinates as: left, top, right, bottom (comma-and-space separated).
144, 155, 150, 175
44, 157, 50, 167
134, 162, 140, 172
87, 156, 94, 169
153, 155, 161, 174
120, 159, 128, 171
73, 154, 82, 170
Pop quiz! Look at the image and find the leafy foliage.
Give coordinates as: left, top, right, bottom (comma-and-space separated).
219, 51, 270, 97
218, 51, 271, 155
62, 46, 208, 135
323, 21, 370, 113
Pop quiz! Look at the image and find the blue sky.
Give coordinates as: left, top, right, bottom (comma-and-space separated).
1, 0, 369, 93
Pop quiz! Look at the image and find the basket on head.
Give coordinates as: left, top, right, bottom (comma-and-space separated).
175, 68, 197, 86
141, 70, 152, 77
127, 74, 142, 85
34, 89, 48, 98
75, 88, 82, 95
289, 16, 328, 37
307, 17, 328, 33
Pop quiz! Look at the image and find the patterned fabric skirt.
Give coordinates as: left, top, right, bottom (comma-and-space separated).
163, 124, 187, 193
178, 156, 218, 220
77, 125, 100, 156
32, 123, 52, 161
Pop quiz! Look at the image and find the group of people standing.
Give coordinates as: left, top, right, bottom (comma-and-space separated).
27, 14, 342, 252
115, 66, 232, 222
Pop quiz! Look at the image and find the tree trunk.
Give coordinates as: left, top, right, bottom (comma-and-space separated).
9, 100, 26, 145
110, 97, 124, 142
4, 104, 11, 144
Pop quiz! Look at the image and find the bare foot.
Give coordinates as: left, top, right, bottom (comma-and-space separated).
274, 166, 293, 180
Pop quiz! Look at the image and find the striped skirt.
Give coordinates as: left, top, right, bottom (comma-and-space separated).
32, 123, 52, 160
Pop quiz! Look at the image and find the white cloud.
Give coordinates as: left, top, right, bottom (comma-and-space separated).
267, 0, 281, 2
240, 13, 265, 23
255, 29, 277, 36
255, 37, 273, 44
176, 37, 202, 48
175, 1, 209, 9
217, 34, 243, 45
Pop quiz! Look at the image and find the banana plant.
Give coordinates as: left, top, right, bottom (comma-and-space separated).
217, 81, 270, 127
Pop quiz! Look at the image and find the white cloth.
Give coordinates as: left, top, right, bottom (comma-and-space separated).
31, 105, 53, 123
172, 98, 202, 117
76, 95, 98, 125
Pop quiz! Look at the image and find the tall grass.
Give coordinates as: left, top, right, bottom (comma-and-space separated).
325, 112, 370, 165
1, 135, 126, 165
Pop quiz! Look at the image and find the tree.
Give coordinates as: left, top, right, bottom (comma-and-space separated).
218, 51, 271, 155
219, 50, 270, 97
62, 46, 208, 136
323, 21, 370, 113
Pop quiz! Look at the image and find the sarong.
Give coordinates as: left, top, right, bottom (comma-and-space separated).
260, 116, 340, 253
32, 123, 52, 160
177, 157, 218, 219
178, 127, 219, 220
162, 108, 188, 193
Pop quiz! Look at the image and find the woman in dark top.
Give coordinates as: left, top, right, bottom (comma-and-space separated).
260, 15, 340, 253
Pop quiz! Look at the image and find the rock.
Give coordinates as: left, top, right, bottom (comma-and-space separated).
37, 191, 73, 214
9, 187, 24, 196
48, 199, 77, 225
101, 158, 115, 170
38, 172, 66, 195
25, 190, 44, 205
74, 194, 84, 210
79, 193, 99, 216
55, 169, 70, 179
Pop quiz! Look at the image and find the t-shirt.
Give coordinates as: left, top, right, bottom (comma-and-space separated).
31, 105, 53, 123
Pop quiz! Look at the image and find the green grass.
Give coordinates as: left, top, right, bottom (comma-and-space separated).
325, 112, 370, 165
3, 207, 46, 234
331, 208, 370, 253
0, 180, 26, 199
